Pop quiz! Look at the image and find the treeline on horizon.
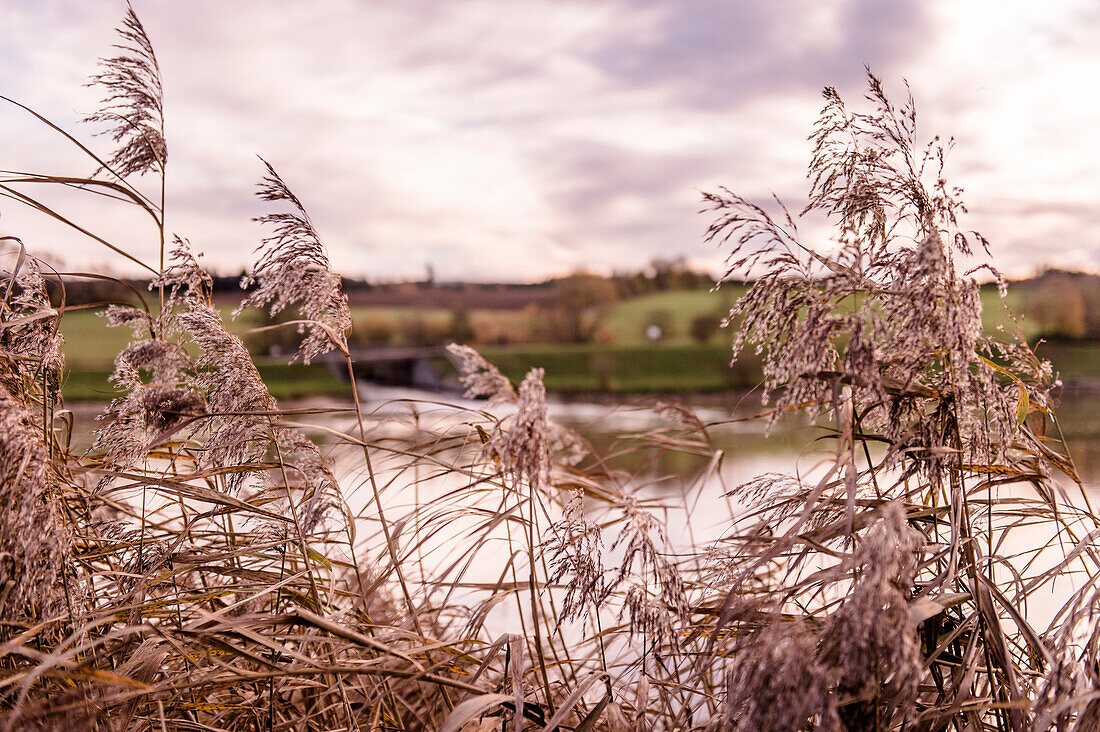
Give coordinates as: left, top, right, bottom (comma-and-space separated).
44, 255, 718, 307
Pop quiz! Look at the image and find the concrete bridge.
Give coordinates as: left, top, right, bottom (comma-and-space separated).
326, 345, 457, 390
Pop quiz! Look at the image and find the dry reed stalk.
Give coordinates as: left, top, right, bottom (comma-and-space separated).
699, 71, 1100, 730
5, 8, 1100, 730
0, 359, 72, 626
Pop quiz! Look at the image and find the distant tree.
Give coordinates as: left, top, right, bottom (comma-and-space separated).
649, 256, 685, 290
398, 315, 449, 345
351, 316, 396, 346
1022, 271, 1094, 340
239, 305, 303, 357
552, 272, 618, 343
690, 312, 723, 343
588, 352, 617, 391
447, 308, 476, 344
609, 259, 714, 296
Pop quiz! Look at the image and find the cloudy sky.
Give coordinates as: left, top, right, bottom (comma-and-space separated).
2, 0, 1100, 281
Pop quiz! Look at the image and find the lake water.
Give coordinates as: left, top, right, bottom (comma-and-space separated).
321, 383, 1100, 556
66, 383, 1100, 638
68, 383, 1100, 497
343, 383, 1100, 486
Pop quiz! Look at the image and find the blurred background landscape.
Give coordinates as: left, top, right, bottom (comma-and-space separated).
55, 262, 1100, 401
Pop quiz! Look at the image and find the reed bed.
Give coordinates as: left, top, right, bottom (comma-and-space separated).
1, 8, 1099, 731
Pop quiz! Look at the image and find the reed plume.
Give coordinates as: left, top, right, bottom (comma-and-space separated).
719, 620, 835, 731
6, 8, 1100, 729
0, 381, 72, 624
610, 496, 688, 648
0, 249, 73, 626
448, 343, 517, 406
817, 502, 924, 729
92, 299, 201, 474
543, 489, 604, 623
84, 3, 165, 176
703, 70, 1091, 729
239, 159, 351, 364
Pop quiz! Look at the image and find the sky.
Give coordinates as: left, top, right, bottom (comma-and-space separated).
2, 0, 1100, 282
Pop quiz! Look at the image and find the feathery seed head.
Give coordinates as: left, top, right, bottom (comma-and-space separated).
720, 621, 836, 731
543, 489, 604, 623
152, 238, 213, 313
818, 502, 924, 728
610, 496, 688, 649
177, 301, 275, 490
84, 4, 166, 176
0, 252, 64, 400
494, 368, 551, 493
447, 343, 517, 406
239, 159, 351, 364
0, 382, 73, 623
706, 72, 1049, 474
102, 303, 154, 336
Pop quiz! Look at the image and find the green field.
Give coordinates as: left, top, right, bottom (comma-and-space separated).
979, 286, 1035, 339
58, 305, 349, 401
1032, 341, 1100, 380
601, 284, 1035, 345
602, 286, 744, 344
478, 342, 759, 393
59, 304, 258, 368
58, 308, 141, 368
62, 362, 347, 402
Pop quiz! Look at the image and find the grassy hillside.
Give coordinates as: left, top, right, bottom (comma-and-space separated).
601, 286, 742, 344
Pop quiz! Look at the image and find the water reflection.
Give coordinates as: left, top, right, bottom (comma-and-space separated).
549, 389, 1100, 493
65, 385, 1100, 631
1051, 390, 1100, 489
65, 384, 1100, 492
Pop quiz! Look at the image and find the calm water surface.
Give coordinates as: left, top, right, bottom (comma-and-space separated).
68, 385, 1100, 491
332, 384, 1100, 548
65, 385, 1100, 632
548, 389, 1100, 491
